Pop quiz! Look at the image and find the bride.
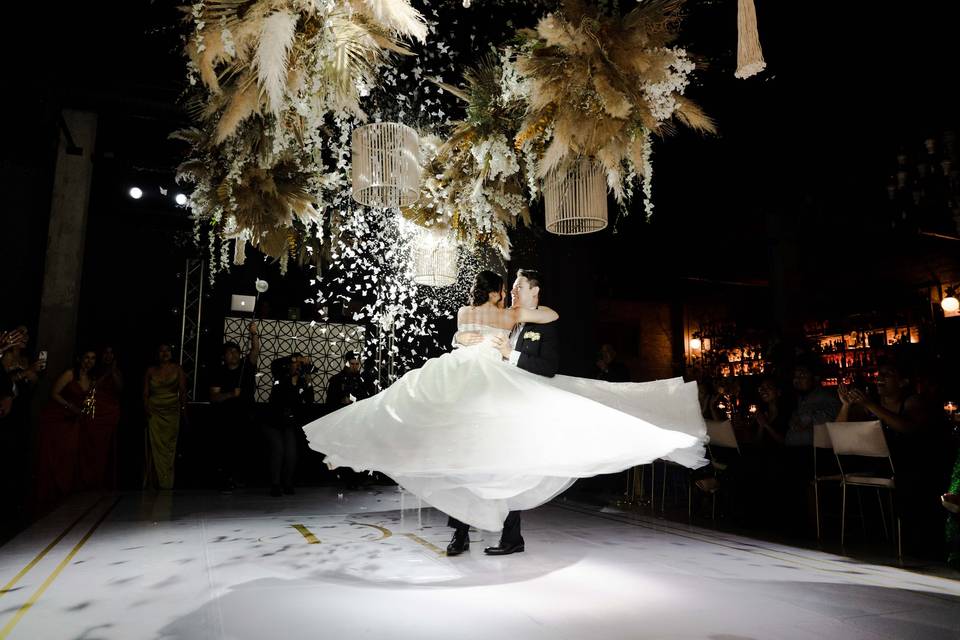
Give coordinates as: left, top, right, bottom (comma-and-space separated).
302, 270, 707, 533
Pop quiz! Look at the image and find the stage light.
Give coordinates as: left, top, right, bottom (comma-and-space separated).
175, 193, 188, 206
689, 338, 702, 351
129, 187, 143, 199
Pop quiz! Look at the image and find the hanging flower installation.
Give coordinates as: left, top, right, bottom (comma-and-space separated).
167, 0, 724, 373
412, 225, 459, 286
403, 56, 532, 257
173, 0, 427, 274
513, 0, 715, 219
351, 122, 422, 208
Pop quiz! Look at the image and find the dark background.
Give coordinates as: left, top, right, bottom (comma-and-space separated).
3, 0, 960, 379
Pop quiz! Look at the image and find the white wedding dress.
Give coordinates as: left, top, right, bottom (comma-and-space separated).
303, 323, 708, 531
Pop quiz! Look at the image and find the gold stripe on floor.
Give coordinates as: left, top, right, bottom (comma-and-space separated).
291, 524, 321, 544
402, 533, 445, 556
0, 497, 120, 640
0, 496, 104, 599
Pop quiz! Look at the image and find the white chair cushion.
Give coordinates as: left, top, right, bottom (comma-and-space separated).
843, 474, 895, 488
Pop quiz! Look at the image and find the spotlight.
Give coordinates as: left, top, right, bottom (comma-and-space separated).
175, 193, 188, 206
129, 187, 143, 199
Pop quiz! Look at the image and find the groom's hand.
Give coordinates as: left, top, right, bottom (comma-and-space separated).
456, 332, 483, 346
490, 335, 512, 359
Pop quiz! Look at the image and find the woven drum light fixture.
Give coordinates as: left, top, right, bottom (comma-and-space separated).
412, 226, 458, 287
543, 157, 608, 235
351, 123, 421, 208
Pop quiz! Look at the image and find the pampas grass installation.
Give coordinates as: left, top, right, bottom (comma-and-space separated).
735, 0, 766, 79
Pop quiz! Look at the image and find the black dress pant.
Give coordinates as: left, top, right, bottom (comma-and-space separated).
263, 426, 298, 487
448, 511, 522, 545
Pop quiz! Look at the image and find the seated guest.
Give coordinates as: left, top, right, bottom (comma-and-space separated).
945, 492, 960, 569
755, 377, 790, 447
785, 359, 841, 447
593, 344, 630, 382
838, 356, 951, 556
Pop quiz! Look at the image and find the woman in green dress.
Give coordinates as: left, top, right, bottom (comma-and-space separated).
143, 343, 187, 489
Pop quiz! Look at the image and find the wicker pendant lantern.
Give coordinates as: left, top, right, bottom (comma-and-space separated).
351, 123, 421, 208
543, 157, 608, 235
412, 226, 458, 287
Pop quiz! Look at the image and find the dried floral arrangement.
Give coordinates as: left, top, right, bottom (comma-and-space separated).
407, 0, 715, 256
172, 0, 427, 274
402, 56, 532, 258
513, 0, 715, 219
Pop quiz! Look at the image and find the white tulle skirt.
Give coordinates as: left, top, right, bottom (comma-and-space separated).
303, 345, 707, 531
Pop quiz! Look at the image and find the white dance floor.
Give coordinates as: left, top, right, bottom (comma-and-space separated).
1, 488, 958, 639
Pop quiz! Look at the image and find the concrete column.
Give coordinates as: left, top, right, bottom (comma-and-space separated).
35, 109, 97, 380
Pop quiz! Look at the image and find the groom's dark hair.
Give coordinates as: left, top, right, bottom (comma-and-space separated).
517, 269, 542, 292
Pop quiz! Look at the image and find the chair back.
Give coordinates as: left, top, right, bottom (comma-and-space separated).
812, 423, 832, 449
825, 421, 889, 458
706, 420, 738, 450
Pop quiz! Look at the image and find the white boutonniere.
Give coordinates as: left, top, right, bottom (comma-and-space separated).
523, 331, 541, 342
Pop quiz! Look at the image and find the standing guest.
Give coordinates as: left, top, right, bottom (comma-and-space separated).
0, 327, 24, 420
326, 351, 369, 410
209, 322, 260, 492
0, 327, 29, 360
593, 343, 630, 382
325, 351, 370, 488
35, 349, 97, 512
143, 343, 187, 490
0, 369, 12, 420
266, 354, 315, 496
1, 326, 43, 396
1, 327, 42, 536
80, 345, 123, 490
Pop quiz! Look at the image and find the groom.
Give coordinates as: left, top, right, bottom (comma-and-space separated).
447, 268, 559, 556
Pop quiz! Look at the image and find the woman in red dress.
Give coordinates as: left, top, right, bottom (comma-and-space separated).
80, 346, 123, 490
35, 350, 96, 512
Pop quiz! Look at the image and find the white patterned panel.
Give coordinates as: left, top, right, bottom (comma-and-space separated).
223, 318, 365, 403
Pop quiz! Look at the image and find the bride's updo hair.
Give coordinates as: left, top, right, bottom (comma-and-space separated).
470, 270, 504, 306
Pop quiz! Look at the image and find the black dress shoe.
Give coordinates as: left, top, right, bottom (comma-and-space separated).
269, 484, 283, 497
484, 541, 524, 556
446, 534, 470, 556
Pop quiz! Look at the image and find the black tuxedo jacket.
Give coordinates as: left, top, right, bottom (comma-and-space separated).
514, 321, 559, 378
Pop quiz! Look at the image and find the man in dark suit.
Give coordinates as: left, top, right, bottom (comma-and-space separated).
447, 268, 558, 557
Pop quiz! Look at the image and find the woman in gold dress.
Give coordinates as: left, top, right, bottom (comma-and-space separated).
143, 343, 187, 489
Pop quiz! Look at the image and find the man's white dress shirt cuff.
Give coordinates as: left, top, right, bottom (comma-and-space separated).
508, 350, 521, 366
